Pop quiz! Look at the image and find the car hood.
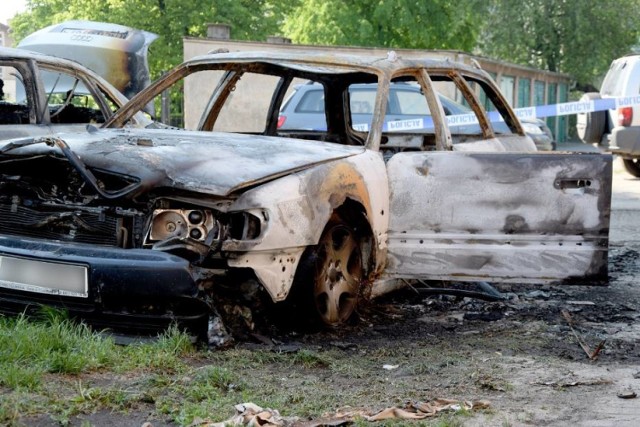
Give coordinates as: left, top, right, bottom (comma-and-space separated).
8, 128, 365, 197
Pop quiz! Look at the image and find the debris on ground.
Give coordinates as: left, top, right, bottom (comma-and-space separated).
533, 378, 613, 388
329, 399, 491, 423
617, 390, 638, 399
199, 399, 490, 426
193, 403, 297, 426
561, 310, 606, 360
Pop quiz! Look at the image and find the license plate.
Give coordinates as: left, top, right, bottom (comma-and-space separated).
0, 255, 88, 298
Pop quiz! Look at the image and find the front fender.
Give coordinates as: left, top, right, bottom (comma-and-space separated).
225, 150, 389, 301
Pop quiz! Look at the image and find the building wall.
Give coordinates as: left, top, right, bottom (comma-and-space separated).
182, 35, 572, 142
0, 23, 17, 102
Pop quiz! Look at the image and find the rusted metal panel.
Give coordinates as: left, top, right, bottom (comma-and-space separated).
384, 151, 611, 284
452, 135, 537, 152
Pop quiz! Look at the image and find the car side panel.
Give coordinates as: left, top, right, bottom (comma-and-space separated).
384, 151, 612, 284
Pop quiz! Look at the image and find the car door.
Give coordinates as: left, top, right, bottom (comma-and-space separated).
383, 70, 612, 285
385, 151, 611, 284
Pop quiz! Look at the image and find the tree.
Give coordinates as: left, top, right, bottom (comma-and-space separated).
10, 0, 289, 78
282, 0, 484, 51
478, 0, 640, 89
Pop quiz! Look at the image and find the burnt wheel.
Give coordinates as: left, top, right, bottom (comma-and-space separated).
293, 219, 364, 327
622, 158, 640, 177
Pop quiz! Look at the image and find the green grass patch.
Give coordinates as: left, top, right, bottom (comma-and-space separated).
0, 310, 500, 426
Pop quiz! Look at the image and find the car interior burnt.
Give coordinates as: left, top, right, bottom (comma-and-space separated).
0, 64, 33, 124
193, 62, 378, 147
0, 103, 30, 125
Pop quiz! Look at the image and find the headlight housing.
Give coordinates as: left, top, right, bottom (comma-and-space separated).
146, 209, 219, 244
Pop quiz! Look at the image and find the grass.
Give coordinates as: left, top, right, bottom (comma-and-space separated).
0, 308, 501, 426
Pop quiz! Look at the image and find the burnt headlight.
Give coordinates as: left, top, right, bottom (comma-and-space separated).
146, 209, 219, 243
229, 211, 262, 240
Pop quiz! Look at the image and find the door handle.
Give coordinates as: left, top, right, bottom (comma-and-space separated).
554, 179, 592, 190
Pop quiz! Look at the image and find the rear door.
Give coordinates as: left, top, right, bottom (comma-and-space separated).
385, 151, 611, 284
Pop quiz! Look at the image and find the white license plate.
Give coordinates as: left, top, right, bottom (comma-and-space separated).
0, 256, 88, 298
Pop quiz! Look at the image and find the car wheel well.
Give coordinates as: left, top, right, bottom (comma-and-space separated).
332, 198, 375, 277
278, 199, 375, 329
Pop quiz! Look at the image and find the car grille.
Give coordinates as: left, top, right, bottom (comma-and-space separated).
0, 204, 119, 246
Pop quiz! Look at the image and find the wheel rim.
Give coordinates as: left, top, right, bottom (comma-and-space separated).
313, 224, 362, 326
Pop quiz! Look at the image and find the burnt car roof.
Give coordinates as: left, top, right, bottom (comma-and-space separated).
187, 50, 492, 76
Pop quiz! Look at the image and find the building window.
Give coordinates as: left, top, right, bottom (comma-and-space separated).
499, 76, 515, 106
517, 78, 531, 108
534, 81, 546, 105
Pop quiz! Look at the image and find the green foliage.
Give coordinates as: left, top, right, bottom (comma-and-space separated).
282, 0, 483, 51
479, 0, 640, 88
11, 0, 640, 88
0, 311, 195, 393
10, 0, 288, 78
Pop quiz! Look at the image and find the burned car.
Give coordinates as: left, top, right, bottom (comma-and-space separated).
0, 51, 612, 340
0, 46, 150, 139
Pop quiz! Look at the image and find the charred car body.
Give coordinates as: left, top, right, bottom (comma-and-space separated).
0, 51, 612, 340
0, 46, 150, 140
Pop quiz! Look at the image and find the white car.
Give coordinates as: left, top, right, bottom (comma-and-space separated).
578, 54, 640, 176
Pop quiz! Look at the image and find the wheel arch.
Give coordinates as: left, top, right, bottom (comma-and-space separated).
331, 198, 377, 281
227, 152, 388, 303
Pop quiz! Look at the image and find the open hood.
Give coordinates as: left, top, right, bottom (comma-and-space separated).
17, 20, 157, 100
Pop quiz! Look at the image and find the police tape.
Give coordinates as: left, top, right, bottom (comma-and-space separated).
355, 95, 640, 132
513, 95, 640, 120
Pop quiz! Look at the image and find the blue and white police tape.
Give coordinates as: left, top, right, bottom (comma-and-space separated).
351, 96, 640, 132
513, 95, 640, 120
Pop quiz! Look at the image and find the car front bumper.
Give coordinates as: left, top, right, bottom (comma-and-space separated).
528, 133, 554, 151
0, 235, 209, 334
609, 126, 640, 157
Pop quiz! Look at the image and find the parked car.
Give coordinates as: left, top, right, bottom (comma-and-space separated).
577, 54, 640, 176
0, 46, 150, 140
279, 82, 556, 150
0, 51, 612, 342
521, 118, 555, 151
